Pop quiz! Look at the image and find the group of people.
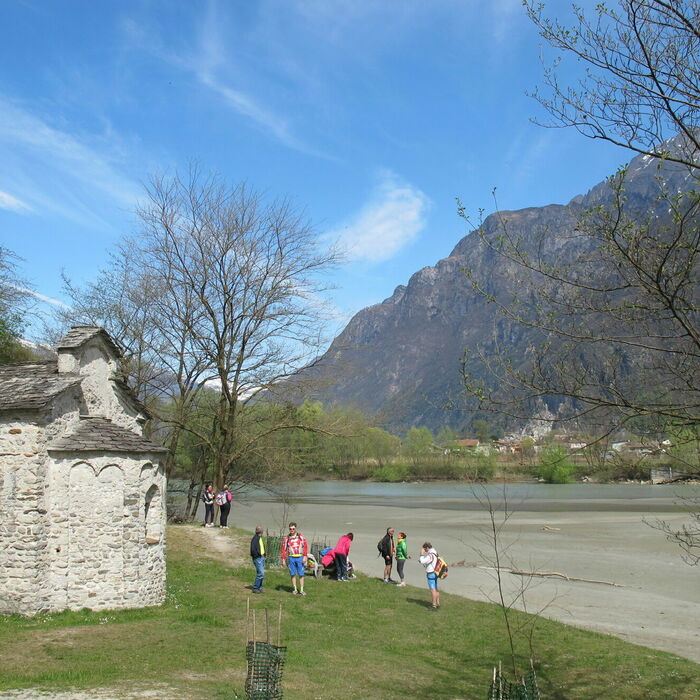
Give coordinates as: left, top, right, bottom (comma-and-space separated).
249, 522, 352, 595
249, 522, 442, 609
201, 483, 233, 528
378, 527, 441, 609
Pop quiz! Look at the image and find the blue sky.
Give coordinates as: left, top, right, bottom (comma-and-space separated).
1, 0, 628, 340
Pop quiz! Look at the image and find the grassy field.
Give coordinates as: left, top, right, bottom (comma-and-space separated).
0, 526, 699, 699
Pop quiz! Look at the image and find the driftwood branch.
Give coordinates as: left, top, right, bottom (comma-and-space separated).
478, 566, 622, 587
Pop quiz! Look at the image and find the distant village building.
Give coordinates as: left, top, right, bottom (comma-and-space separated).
494, 440, 521, 455
0, 327, 168, 615
455, 439, 480, 449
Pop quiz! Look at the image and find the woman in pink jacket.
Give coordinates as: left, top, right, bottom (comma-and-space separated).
333, 533, 353, 581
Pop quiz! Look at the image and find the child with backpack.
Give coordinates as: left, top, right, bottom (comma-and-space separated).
419, 541, 444, 609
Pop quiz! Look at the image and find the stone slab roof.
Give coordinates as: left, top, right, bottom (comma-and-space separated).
49, 416, 168, 454
57, 326, 123, 357
0, 361, 81, 411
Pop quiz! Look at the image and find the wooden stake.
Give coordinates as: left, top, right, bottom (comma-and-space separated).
252, 610, 257, 681
277, 602, 282, 647
246, 597, 250, 643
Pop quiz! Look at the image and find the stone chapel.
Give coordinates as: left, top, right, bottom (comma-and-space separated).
0, 326, 168, 615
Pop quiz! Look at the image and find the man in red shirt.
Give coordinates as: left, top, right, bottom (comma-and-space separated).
281, 522, 309, 596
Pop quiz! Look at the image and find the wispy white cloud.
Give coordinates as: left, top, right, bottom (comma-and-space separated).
121, 7, 325, 157
20, 286, 72, 309
327, 170, 430, 263
0, 189, 31, 213
198, 72, 300, 150
6, 283, 72, 309
0, 97, 141, 226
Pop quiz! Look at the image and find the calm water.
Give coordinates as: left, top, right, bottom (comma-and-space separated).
239, 480, 694, 513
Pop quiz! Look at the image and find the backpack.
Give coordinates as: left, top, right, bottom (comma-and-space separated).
434, 555, 448, 579
377, 538, 384, 555
215, 491, 227, 506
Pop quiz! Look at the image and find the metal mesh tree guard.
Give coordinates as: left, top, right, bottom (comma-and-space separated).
246, 601, 286, 700
487, 662, 541, 700
263, 534, 283, 566
245, 640, 287, 700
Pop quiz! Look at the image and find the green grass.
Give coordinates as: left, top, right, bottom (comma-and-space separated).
0, 526, 699, 699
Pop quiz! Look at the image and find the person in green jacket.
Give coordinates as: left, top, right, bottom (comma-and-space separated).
396, 532, 409, 587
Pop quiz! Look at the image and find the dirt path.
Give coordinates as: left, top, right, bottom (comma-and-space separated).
173, 524, 247, 567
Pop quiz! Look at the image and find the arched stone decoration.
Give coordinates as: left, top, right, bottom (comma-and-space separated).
144, 484, 162, 543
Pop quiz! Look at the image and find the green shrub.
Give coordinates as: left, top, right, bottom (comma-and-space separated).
346, 462, 374, 480
371, 464, 410, 482
535, 446, 574, 483
464, 454, 496, 481
408, 459, 462, 480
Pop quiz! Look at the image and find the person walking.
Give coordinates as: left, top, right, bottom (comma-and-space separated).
378, 527, 395, 583
216, 485, 233, 528
396, 532, 409, 586
333, 532, 353, 581
202, 483, 215, 527
419, 541, 440, 609
250, 525, 266, 593
281, 522, 309, 596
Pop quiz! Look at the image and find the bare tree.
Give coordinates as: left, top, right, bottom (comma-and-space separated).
469, 485, 546, 684
462, 1, 700, 558
60, 167, 343, 488
136, 169, 343, 488
526, 0, 700, 168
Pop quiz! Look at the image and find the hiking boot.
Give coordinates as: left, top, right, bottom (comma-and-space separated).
398, 582, 406, 587
292, 590, 298, 595
300, 590, 307, 596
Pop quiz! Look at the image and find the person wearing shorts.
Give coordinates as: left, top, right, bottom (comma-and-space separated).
281, 522, 308, 596
419, 541, 440, 609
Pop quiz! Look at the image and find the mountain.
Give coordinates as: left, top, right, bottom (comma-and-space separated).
298, 140, 696, 434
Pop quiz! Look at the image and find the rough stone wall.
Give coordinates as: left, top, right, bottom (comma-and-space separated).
0, 446, 49, 613
0, 411, 50, 615
73, 341, 143, 432
45, 453, 166, 612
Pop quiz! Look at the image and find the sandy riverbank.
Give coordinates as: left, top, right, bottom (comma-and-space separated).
234, 496, 700, 663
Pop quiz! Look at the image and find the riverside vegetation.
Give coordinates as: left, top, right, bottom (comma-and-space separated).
169, 401, 698, 505
0, 525, 698, 700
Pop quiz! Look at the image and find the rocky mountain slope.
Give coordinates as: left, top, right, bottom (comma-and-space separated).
300, 142, 695, 433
